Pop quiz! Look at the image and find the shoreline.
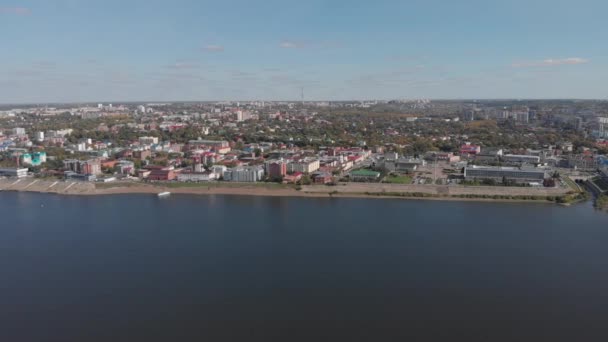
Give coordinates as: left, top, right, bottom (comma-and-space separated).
0, 179, 580, 205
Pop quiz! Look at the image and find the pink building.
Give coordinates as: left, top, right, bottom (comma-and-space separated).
269, 161, 287, 179
460, 144, 481, 155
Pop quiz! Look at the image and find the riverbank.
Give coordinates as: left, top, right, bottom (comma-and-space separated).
0, 178, 582, 204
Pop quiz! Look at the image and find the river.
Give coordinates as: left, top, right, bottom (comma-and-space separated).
1, 192, 607, 341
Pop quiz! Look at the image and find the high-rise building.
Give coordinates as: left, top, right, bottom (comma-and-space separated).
574, 117, 583, 131
63, 159, 101, 175
267, 160, 288, 179
599, 117, 608, 138
12, 127, 25, 135
464, 110, 475, 121
35, 131, 45, 142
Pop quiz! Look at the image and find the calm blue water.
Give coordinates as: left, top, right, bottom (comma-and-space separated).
1, 192, 608, 341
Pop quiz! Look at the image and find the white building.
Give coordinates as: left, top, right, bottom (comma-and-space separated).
76, 142, 87, 151
223, 166, 264, 182
35, 131, 45, 142
288, 159, 320, 174
236, 110, 252, 122
139, 136, 159, 145
0, 168, 28, 178
177, 172, 217, 182
12, 127, 26, 135
47, 129, 73, 138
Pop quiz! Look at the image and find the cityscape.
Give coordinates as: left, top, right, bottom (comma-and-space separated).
3, 0, 608, 341
1, 100, 607, 206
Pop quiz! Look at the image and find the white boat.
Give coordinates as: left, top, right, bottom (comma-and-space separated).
157, 192, 171, 197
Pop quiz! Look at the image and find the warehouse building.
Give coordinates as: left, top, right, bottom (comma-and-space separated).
464, 166, 546, 183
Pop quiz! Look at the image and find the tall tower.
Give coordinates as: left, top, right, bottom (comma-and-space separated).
600, 117, 608, 138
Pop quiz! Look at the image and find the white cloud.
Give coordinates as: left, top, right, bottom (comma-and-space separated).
512, 57, 589, 68
202, 45, 224, 52
279, 41, 304, 49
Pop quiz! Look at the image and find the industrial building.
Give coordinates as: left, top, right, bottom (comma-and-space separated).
0, 168, 28, 178
464, 166, 547, 183
350, 169, 381, 182
501, 154, 541, 164
385, 158, 426, 172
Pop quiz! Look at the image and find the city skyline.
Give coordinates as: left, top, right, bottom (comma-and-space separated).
1, 0, 607, 103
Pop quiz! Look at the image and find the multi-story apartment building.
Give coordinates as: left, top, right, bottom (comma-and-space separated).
63, 159, 102, 175
288, 159, 320, 174
265, 160, 288, 179
223, 166, 264, 182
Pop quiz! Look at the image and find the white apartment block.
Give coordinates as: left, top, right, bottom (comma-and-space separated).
223, 166, 264, 182
288, 159, 320, 174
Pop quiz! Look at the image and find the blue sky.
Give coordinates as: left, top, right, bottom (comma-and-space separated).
1, 0, 607, 103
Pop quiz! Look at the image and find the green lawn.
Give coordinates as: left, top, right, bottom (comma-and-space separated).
563, 177, 582, 192
384, 175, 413, 184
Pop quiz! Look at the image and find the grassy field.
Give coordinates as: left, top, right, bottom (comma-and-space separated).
384, 175, 413, 184
596, 194, 608, 210
563, 177, 582, 192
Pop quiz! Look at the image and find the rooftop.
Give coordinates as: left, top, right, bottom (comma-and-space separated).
350, 169, 381, 177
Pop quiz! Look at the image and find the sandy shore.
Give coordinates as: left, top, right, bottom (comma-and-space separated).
0, 178, 575, 204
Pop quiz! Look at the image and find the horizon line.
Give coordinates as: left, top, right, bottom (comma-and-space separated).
1, 98, 607, 106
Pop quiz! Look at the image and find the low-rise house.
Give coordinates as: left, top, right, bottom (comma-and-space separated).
460, 143, 481, 156
283, 172, 303, 184
133, 150, 151, 160
312, 172, 333, 184
425, 152, 460, 163
116, 160, 135, 175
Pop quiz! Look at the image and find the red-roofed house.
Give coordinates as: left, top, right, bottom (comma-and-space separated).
460, 144, 481, 155
283, 172, 303, 184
